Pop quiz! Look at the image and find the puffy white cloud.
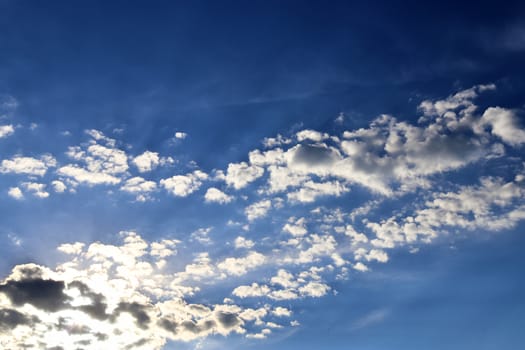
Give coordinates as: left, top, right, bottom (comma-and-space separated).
272, 307, 292, 317
204, 187, 233, 204
132, 151, 160, 172
298, 281, 330, 298
225, 162, 264, 189
480, 107, 525, 146
7, 187, 23, 200
121, 177, 157, 201
282, 217, 308, 236
296, 129, 330, 142
287, 180, 348, 203
262, 134, 292, 148
232, 283, 271, 298
58, 133, 129, 186
234, 236, 255, 249
245, 199, 272, 221
21, 182, 49, 198
57, 165, 121, 185
0, 124, 14, 138
217, 252, 266, 276
0, 155, 55, 176
174, 131, 187, 139
160, 170, 208, 197
51, 180, 67, 193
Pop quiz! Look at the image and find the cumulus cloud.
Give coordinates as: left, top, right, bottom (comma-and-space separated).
245, 199, 272, 221
21, 182, 49, 198
121, 177, 157, 201
58, 131, 128, 186
225, 162, 264, 189
132, 151, 160, 173
0, 124, 14, 138
7, 187, 23, 200
204, 187, 233, 204
160, 170, 208, 197
0, 155, 55, 176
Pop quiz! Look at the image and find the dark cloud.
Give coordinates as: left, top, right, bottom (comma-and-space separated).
216, 311, 241, 329
113, 302, 151, 329
0, 278, 70, 312
0, 308, 36, 330
68, 281, 109, 320
292, 144, 338, 166
158, 318, 178, 334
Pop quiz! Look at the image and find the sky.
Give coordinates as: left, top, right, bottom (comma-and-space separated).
1, 1, 525, 349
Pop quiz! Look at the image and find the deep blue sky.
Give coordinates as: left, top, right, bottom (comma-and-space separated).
1, 1, 525, 349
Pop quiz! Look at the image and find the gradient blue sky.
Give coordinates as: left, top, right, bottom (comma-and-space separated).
1, 1, 525, 349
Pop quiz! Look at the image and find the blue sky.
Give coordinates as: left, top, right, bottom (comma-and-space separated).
1, 1, 525, 349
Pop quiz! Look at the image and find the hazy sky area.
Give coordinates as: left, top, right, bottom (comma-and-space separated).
1, 1, 525, 349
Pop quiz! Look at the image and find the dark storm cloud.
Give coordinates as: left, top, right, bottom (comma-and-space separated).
0, 308, 37, 330
292, 144, 339, 166
113, 302, 152, 329
216, 311, 241, 329
0, 278, 70, 312
68, 281, 109, 320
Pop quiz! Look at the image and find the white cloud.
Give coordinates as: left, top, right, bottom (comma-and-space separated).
132, 151, 160, 172
21, 182, 49, 198
225, 162, 264, 189
217, 252, 266, 276
245, 199, 272, 221
262, 134, 292, 148
272, 307, 292, 317
234, 236, 255, 249
174, 131, 187, 139
7, 187, 23, 200
0, 155, 55, 176
51, 180, 67, 193
59, 134, 129, 186
480, 107, 525, 146
287, 180, 348, 203
204, 187, 233, 204
282, 217, 308, 236
57, 165, 121, 185
121, 177, 157, 201
160, 170, 208, 197
298, 281, 330, 297
232, 283, 271, 298
0, 124, 14, 138
296, 129, 329, 142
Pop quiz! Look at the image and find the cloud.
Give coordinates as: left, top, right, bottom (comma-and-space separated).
0, 125, 14, 138
225, 162, 264, 189
120, 177, 157, 201
0, 155, 55, 176
480, 107, 525, 146
58, 131, 129, 186
1, 84, 525, 348
160, 170, 208, 197
174, 132, 187, 139
204, 187, 233, 204
57, 165, 121, 185
245, 199, 272, 221
0, 232, 299, 349
232, 283, 270, 298
217, 252, 266, 276
132, 151, 160, 173
51, 180, 67, 193
21, 182, 49, 198
7, 187, 23, 200
234, 236, 255, 249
